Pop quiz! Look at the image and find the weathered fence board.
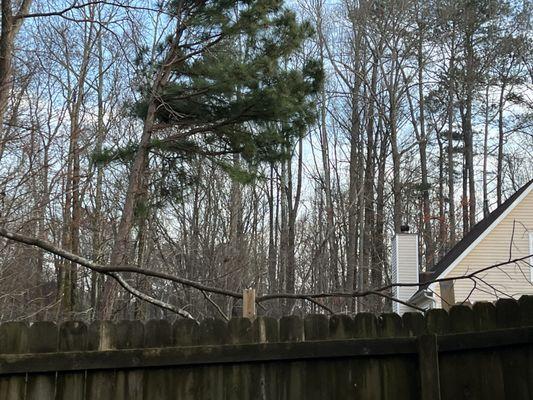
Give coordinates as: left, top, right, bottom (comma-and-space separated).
0, 296, 531, 400
85, 321, 115, 399
26, 321, 57, 400
0, 322, 28, 400
56, 321, 87, 400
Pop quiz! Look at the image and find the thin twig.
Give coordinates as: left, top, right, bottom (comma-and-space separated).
201, 291, 229, 322
303, 297, 334, 314
113, 273, 195, 320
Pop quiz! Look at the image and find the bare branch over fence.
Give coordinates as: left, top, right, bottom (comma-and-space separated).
1, 227, 530, 318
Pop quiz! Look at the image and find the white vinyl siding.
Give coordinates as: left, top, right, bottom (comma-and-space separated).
392, 234, 419, 314
432, 187, 533, 305
529, 232, 533, 282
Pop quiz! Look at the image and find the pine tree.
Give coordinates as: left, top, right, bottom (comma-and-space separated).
97, 0, 322, 318
107, 0, 322, 182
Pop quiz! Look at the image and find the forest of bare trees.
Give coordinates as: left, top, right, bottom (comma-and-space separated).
0, 0, 531, 322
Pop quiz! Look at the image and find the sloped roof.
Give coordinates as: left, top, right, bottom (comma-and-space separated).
412, 179, 533, 299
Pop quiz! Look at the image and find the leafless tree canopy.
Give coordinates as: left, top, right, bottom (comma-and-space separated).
0, 0, 531, 321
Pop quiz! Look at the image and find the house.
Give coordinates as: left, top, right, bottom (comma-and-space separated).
392, 179, 533, 315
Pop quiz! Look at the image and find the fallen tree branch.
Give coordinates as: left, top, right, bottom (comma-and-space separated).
113, 273, 195, 320
303, 297, 334, 314
0, 228, 241, 299
1, 228, 424, 312
0, 228, 197, 320
260, 290, 425, 312
257, 254, 533, 304
2, 227, 528, 316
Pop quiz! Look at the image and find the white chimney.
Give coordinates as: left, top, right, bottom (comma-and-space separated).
391, 227, 419, 315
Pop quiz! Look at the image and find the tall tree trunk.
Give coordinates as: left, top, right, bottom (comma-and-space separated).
97, 101, 156, 319
346, 25, 363, 309
390, 94, 402, 234
283, 139, 303, 314
267, 165, 277, 293
464, 16, 476, 229
375, 119, 388, 311
459, 101, 470, 235
388, 35, 402, 233
436, 128, 447, 258
482, 86, 490, 217
317, 18, 339, 291
61, 17, 95, 318
318, 81, 339, 291
416, 21, 433, 267
496, 82, 506, 206
279, 161, 288, 311
447, 47, 457, 246
228, 153, 244, 290
133, 213, 148, 320
0, 0, 32, 156
362, 56, 377, 297
91, 28, 106, 319
97, 30, 182, 318
346, 113, 359, 299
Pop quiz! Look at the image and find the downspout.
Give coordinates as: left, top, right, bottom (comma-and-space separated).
422, 289, 436, 310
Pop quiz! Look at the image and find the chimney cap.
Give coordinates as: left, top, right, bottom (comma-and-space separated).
400, 225, 410, 233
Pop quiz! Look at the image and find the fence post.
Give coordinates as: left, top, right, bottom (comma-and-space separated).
418, 334, 441, 400
243, 288, 256, 319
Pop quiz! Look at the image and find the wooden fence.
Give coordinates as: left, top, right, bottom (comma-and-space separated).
0, 296, 532, 400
